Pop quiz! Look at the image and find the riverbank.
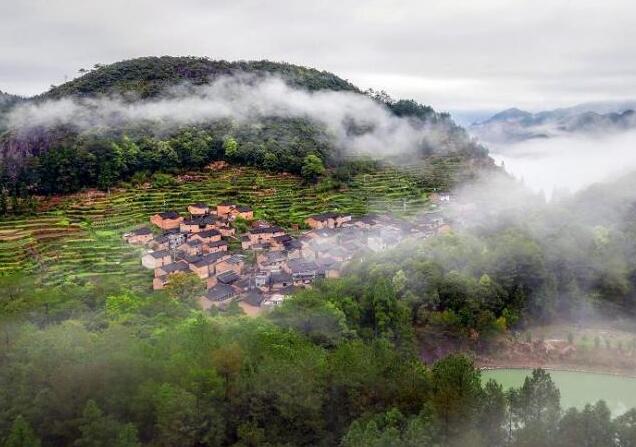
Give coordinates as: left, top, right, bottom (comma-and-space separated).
473, 321, 636, 377
477, 359, 636, 378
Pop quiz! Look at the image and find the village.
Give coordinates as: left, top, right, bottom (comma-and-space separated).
123, 195, 453, 315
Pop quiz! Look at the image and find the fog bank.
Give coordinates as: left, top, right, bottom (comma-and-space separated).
490, 129, 636, 196
6, 75, 450, 157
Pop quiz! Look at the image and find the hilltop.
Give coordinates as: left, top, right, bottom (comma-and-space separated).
41, 56, 360, 99
0, 57, 492, 209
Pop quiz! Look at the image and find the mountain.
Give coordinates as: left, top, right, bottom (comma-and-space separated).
470, 104, 636, 144
0, 56, 491, 196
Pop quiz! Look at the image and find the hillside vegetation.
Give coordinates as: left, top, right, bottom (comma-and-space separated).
0, 161, 477, 283
0, 57, 491, 212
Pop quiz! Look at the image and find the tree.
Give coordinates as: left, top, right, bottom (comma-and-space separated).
223, 137, 238, 159
430, 354, 482, 441
301, 154, 325, 182
511, 369, 561, 447
263, 152, 278, 171
153, 384, 199, 447
4, 415, 41, 447
480, 379, 507, 446
615, 408, 636, 447
211, 342, 243, 399
164, 273, 205, 304
556, 401, 613, 447
74, 400, 140, 447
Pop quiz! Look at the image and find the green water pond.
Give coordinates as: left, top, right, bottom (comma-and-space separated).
482, 369, 636, 415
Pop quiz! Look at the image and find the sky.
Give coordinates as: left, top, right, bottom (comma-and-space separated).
2, 0, 636, 119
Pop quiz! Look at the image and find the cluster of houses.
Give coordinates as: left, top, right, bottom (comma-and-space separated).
124, 199, 452, 315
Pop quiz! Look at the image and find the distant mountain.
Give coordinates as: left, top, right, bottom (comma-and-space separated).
470, 103, 636, 144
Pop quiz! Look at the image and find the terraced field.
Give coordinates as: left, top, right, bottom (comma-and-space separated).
0, 163, 461, 287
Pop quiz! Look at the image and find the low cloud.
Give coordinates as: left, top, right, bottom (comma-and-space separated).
489, 130, 636, 197
6, 75, 451, 157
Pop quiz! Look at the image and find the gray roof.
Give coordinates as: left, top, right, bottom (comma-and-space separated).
270, 271, 293, 284
191, 252, 227, 267
309, 212, 339, 221
158, 211, 180, 219
161, 261, 189, 273
149, 249, 171, 258
287, 259, 319, 274
197, 229, 221, 238
243, 290, 265, 306
250, 226, 284, 235
263, 251, 287, 262
217, 270, 240, 284
131, 227, 153, 235
225, 254, 244, 264
206, 284, 236, 301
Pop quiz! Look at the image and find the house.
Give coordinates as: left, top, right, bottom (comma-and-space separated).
235, 205, 254, 220
305, 213, 352, 230
215, 255, 245, 275
180, 215, 220, 233
284, 259, 321, 284
257, 250, 288, 272
239, 290, 266, 316
150, 211, 183, 230
216, 270, 240, 285
141, 250, 172, 269
190, 229, 222, 244
217, 224, 236, 237
317, 257, 342, 279
254, 271, 270, 287
199, 283, 238, 309
205, 240, 229, 254
180, 218, 204, 234
247, 226, 286, 246
216, 202, 235, 217
200, 215, 220, 229
262, 286, 296, 308
152, 275, 170, 290
179, 239, 204, 256
124, 227, 153, 245
188, 203, 210, 216
152, 261, 190, 290
268, 271, 294, 290
185, 252, 230, 279
154, 260, 190, 278
270, 234, 293, 251
152, 231, 186, 250
343, 214, 378, 229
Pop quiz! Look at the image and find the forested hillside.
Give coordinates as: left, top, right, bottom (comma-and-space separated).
0, 57, 490, 212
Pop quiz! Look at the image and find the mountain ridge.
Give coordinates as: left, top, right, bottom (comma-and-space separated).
470, 104, 636, 144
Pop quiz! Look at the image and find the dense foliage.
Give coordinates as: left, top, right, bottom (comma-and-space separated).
1, 275, 635, 447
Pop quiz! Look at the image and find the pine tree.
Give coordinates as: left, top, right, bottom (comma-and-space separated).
4, 415, 41, 447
